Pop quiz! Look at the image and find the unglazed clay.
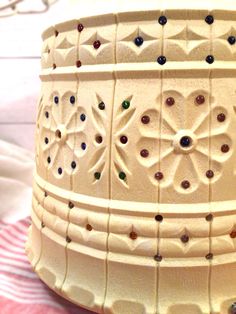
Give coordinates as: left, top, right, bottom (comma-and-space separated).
26, 1, 236, 313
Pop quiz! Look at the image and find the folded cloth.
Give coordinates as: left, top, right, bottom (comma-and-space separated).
0, 140, 34, 224
0, 217, 92, 314
0, 141, 93, 313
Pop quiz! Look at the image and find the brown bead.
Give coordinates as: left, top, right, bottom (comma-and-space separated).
155, 214, 163, 222
230, 230, 236, 238
195, 95, 205, 105
181, 180, 190, 189
130, 231, 138, 240
217, 113, 226, 122
221, 144, 230, 153
205, 253, 213, 260
93, 40, 101, 49
44, 191, 48, 197
41, 222, 45, 228
68, 201, 74, 209
96, 135, 103, 144
66, 236, 71, 243
155, 172, 164, 181
166, 97, 175, 106
181, 234, 189, 243
86, 224, 92, 231
120, 135, 128, 144
76, 60, 82, 68
77, 23, 84, 32
140, 149, 149, 158
141, 115, 150, 124
206, 170, 214, 178
206, 214, 213, 222
154, 254, 162, 262
55, 30, 59, 37
48, 49, 50, 54
53, 63, 56, 69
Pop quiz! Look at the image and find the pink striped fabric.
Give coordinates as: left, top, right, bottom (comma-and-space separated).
0, 218, 92, 314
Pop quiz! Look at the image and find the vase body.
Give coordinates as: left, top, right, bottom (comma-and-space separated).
26, 2, 236, 314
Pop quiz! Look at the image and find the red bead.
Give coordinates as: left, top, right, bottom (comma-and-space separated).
140, 149, 149, 158
96, 135, 103, 144
141, 115, 150, 124
181, 180, 190, 189
221, 144, 230, 153
86, 224, 92, 231
120, 135, 128, 144
195, 95, 205, 105
206, 170, 214, 178
166, 97, 175, 106
77, 23, 84, 32
76, 60, 82, 68
130, 231, 137, 240
230, 230, 236, 238
93, 40, 101, 49
155, 172, 163, 180
217, 113, 226, 122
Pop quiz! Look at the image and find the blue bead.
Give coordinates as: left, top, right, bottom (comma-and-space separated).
206, 55, 214, 64
158, 15, 167, 25
157, 56, 166, 65
54, 96, 59, 104
70, 96, 75, 104
134, 36, 144, 47
228, 36, 236, 45
81, 142, 86, 150
180, 136, 191, 147
80, 113, 86, 121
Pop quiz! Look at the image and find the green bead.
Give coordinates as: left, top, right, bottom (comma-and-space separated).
94, 172, 101, 180
119, 171, 126, 180
122, 100, 130, 109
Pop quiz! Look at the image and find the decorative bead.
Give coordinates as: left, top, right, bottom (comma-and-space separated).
180, 136, 192, 147
228, 36, 236, 45
94, 172, 101, 180
44, 191, 48, 197
141, 115, 150, 124
206, 55, 214, 64
166, 97, 175, 106
229, 302, 236, 314
120, 135, 128, 144
155, 172, 164, 181
205, 253, 213, 260
93, 40, 101, 49
155, 214, 163, 222
98, 102, 105, 110
55, 30, 59, 37
45, 111, 49, 118
66, 236, 71, 243
68, 201, 74, 209
47, 156, 51, 164
154, 254, 162, 262
217, 113, 226, 122
181, 180, 190, 189
53, 63, 57, 69
86, 224, 92, 231
206, 214, 213, 221
158, 15, 167, 25
71, 161, 76, 169
130, 231, 138, 240
206, 170, 214, 178
44, 137, 49, 144
221, 144, 230, 153
157, 55, 166, 65
205, 15, 214, 24
41, 222, 45, 228
76, 60, 82, 68
80, 113, 86, 121
230, 230, 236, 238
119, 171, 126, 180
140, 149, 149, 158
81, 142, 87, 150
122, 100, 130, 109
48, 49, 50, 54
134, 36, 144, 47
70, 96, 75, 104
181, 234, 189, 243
77, 23, 84, 32
58, 167, 63, 175
96, 135, 103, 144
195, 95, 205, 105
54, 96, 59, 104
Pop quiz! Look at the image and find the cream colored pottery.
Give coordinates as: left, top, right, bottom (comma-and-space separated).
26, 1, 236, 313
